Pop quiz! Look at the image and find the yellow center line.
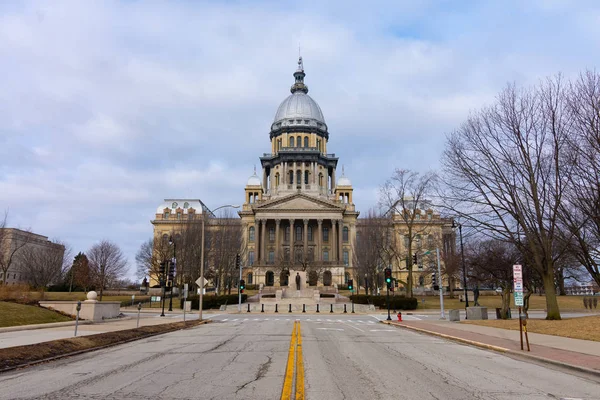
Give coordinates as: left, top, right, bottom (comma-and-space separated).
281, 321, 305, 400
295, 322, 305, 400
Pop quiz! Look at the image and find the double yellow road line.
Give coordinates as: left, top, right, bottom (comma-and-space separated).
281, 321, 305, 400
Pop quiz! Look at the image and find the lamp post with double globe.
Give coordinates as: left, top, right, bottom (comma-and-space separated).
168, 236, 176, 312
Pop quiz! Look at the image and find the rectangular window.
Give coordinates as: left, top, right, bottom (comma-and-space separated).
342, 227, 349, 242
323, 250, 329, 261
164, 211, 170, 220
285, 227, 290, 242
428, 235, 434, 247
427, 213, 432, 220
323, 227, 329, 242
295, 226, 302, 241
343, 250, 349, 266
268, 251, 275, 264
308, 226, 313, 241
248, 251, 255, 266
269, 227, 275, 242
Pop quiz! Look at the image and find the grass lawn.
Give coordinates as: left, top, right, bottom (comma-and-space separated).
463, 315, 600, 342
0, 301, 73, 328
415, 294, 592, 311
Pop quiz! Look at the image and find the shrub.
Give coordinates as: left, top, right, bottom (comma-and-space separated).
349, 295, 417, 310
181, 294, 247, 310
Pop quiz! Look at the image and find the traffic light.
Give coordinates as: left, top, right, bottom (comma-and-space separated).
168, 262, 175, 281
159, 262, 166, 275
236, 253, 241, 268
412, 253, 418, 264
348, 279, 353, 291
432, 272, 439, 291
394, 279, 399, 288
240, 279, 245, 291
385, 268, 392, 286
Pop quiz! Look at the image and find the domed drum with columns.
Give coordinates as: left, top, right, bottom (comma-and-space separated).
239, 57, 359, 291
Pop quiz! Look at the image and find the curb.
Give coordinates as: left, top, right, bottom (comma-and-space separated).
382, 321, 600, 378
0, 320, 212, 374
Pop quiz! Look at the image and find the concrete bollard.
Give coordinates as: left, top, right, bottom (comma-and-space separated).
449, 309, 460, 322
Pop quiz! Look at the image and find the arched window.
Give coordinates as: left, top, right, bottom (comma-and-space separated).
266, 271, 275, 286
248, 251, 255, 265
343, 226, 349, 242
304, 136, 309, 147
247, 272, 253, 284
343, 250, 349, 266
297, 136, 301, 146
296, 170, 301, 186
428, 235, 434, 247
419, 276, 425, 286
289, 171, 294, 184
162, 234, 168, 242
290, 136, 295, 147
249, 226, 255, 241
304, 170, 309, 184
295, 226, 302, 241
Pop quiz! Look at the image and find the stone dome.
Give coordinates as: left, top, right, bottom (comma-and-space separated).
247, 172, 261, 187
273, 92, 325, 125
337, 175, 352, 186
270, 57, 328, 133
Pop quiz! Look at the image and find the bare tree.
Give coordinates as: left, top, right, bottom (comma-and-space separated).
19, 240, 70, 295
380, 169, 438, 297
0, 212, 31, 285
559, 70, 600, 288
442, 77, 573, 320
467, 239, 520, 319
207, 210, 242, 295
87, 240, 128, 300
355, 209, 388, 295
135, 239, 154, 281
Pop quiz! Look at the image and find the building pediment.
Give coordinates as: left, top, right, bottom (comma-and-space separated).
256, 194, 342, 211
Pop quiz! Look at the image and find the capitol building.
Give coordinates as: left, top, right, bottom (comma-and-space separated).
152, 58, 359, 289
238, 57, 359, 288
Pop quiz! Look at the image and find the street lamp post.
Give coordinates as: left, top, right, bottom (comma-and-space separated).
364, 273, 368, 296
168, 236, 176, 312
199, 204, 240, 321
452, 221, 469, 317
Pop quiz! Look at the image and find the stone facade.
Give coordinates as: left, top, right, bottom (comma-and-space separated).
0, 228, 65, 286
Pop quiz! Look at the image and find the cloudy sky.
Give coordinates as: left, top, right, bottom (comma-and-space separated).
1, 0, 599, 278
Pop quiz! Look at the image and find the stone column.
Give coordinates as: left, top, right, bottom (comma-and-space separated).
303, 219, 309, 260
339, 219, 344, 265
261, 219, 267, 264
275, 219, 281, 262
317, 219, 323, 262
332, 168, 336, 192
331, 220, 337, 262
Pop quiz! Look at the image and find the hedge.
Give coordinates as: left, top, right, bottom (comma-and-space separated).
349, 295, 417, 310
180, 294, 247, 310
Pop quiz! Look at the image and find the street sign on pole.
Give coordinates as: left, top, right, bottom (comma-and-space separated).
195, 277, 207, 288
513, 265, 524, 307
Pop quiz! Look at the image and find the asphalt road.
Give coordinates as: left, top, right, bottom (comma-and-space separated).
1, 315, 599, 399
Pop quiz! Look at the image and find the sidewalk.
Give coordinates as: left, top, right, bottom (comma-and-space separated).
384, 319, 600, 376
0, 312, 200, 349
